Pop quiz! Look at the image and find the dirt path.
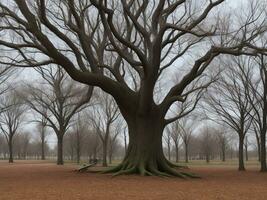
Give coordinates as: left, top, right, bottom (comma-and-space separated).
0, 161, 266, 200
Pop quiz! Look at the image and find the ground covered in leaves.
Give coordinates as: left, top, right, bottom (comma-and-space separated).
0, 160, 266, 200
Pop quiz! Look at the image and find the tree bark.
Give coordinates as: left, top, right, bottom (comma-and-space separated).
57, 136, 64, 165
238, 136, 245, 171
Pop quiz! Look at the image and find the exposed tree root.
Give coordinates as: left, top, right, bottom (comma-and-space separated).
100, 160, 199, 178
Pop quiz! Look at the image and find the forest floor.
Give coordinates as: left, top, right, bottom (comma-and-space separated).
0, 160, 267, 200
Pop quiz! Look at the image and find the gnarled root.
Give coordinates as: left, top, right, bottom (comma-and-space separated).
101, 159, 199, 178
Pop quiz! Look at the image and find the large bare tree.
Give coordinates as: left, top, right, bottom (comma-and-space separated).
0, 0, 266, 176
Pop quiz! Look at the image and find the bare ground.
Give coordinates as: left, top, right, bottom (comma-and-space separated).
0, 161, 267, 200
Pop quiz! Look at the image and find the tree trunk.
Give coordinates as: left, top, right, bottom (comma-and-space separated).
221, 143, 226, 162
41, 132, 45, 160
206, 152, 210, 163
76, 140, 80, 164
104, 115, 193, 177
245, 138, 248, 161
238, 136, 245, 171
185, 143, 189, 163
167, 141, 171, 161
175, 143, 179, 163
57, 136, 64, 165
256, 137, 261, 162
123, 129, 127, 155
109, 152, 112, 164
8, 140, 13, 163
260, 133, 267, 172
102, 137, 108, 167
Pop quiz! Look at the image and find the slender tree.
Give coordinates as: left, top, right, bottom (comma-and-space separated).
205, 60, 253, 170
0, 92, 25, 163
215, 128, 229, 162
240, 54, 267, 171
170, 121, 182, 163
164, 127, 172, 161
108, 123, 121, 164
89, 91, 120, 167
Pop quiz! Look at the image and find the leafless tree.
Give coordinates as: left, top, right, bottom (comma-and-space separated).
0, 0, 266, 176
22, 67, 93, 165
89, 91, 120, 167
72, 114, 88, 163
239, 53, 267, 172
164, 127, 172, 161
108, 122, 121, 164
199, 126, 217, 163
178, 116, 197, 163
14, 132, 31, 159
170, 121, 182, 163
215, 129, 229, 162
36, 112, 48, 160
0, 92, 26, 163
204, 59, 253, 170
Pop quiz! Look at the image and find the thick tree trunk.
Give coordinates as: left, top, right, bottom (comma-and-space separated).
238, 136, 245, 171
104, 115, 195, 178
8, 140, 13, 163
57, 136, 64, 165
260, 133, 267, 172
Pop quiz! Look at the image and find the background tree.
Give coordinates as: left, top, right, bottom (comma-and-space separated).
89, 91, 120, 167
23, 67, 93, 165
108, 123, 121, 164
0, 92, 26, 163
36, 112, 48, 160
204, 59, 253, 170
240, 54, 267, 172
164, 127, 172, 161
215, 129, 229, 162
178, 116, 197, 163
170, 121, 182, 163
